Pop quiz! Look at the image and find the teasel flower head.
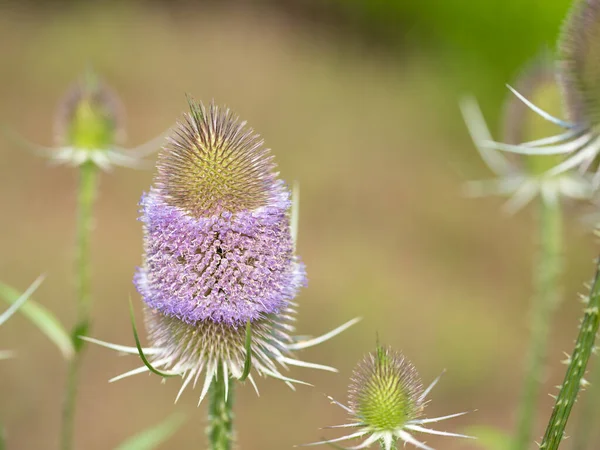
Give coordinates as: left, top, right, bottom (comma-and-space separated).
302, 346, 472, 450
461, 57, 594, 213
462, 0, 600, 189
4, 70, 165, 170
84, 98, 359, 403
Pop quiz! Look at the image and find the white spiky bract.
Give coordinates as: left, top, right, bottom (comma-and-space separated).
473, 86, 600, 183
460, 94, 594, 213
38, 136, 167, 171
83, 312, 360, 405
301, 351, 472, 450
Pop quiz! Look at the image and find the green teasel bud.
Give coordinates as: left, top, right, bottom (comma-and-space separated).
54, 70, 124, 152
349, 346, 424, 431
3, 70, 164, 170
303, 344, 471, 450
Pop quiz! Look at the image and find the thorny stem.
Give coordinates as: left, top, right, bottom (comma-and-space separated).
539, 257, 600, 450
572, 355, 599, 450
60, 161, 99, 450
207, 365, 235, 450
514, 199, 562, 450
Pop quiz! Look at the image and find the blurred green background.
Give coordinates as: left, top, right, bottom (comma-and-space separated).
0, 0, 597, 449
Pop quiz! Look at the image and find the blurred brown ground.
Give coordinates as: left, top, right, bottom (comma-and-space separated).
0, 1, 596, 449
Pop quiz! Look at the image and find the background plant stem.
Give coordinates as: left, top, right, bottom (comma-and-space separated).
207, 366, 234, 450
513, 199, 562, 450
539, 257, 600, 450
60, 161, 99, 450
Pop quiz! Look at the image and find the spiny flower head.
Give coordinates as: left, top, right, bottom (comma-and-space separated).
136, 100, 302, 325
303, 346, 472, 450
462, 0, 600, 188
85, 98, 359, 404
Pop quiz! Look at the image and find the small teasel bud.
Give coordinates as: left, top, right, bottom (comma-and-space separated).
4, 70, 165, 170
54, 70, 124, 151
349, 346, 424, 432
303, 345, 472, 450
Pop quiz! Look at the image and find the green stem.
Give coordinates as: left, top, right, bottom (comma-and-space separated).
572, 355, 599, 450
539, 257, 600, 450
207, 365, 235, 450
513, 199, 563, 450
60, 161, 99, 450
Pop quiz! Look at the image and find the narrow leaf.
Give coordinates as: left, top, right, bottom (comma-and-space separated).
0, 276, 44, 326
129, 298, 179, 378
115, 414, 186, 450
0, 278, 74, 359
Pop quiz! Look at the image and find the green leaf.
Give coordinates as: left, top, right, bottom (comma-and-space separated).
115, 414, 186, 450
239, 320, 252, 381
464, 426, 512, 450
0, 278, 74, 359
0, 276, 43, 326
0, 424, 5, 450
129, 298, 179, 378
